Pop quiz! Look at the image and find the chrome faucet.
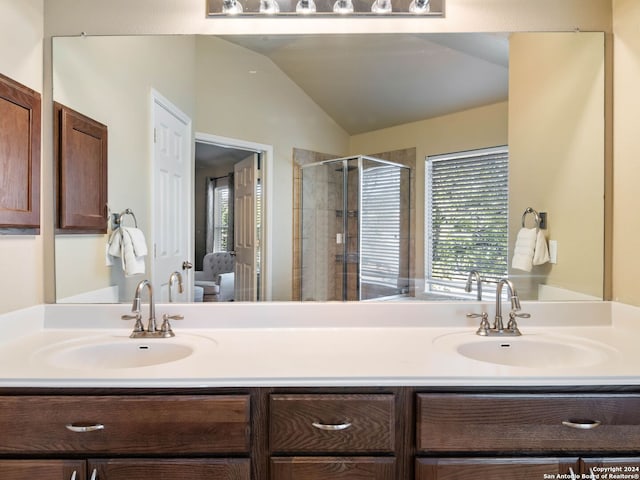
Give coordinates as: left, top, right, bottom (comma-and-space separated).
465, 270, 483, 300
168, 271, 183, 303
132, 279, 157, 335
468, 278, 530, 336
494, 278, 520, 331
121, 279, 183, 338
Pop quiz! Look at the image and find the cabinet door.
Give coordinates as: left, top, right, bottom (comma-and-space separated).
0, 460, 85, 480
416, 457, 580, 480
88, 458, 250, 480
582, 457, 640, 479
271, 457, 395, 480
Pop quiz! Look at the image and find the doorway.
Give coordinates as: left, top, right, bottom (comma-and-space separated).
194, 133, 272, 302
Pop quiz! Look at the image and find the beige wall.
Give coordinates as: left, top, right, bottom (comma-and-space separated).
0, 0, 44, 314
509, 32, 605, 299
350, 101, 508, 283
612, 0, 640, 305
52, 36, 196, 301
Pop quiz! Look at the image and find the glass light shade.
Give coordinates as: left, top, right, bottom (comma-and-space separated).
333, 0, 354, 13
296, 0, 316, 13
259, 0, 280, 13
371, 0, 392, 13
222, 0, 243, 14
409, 0, 430, 13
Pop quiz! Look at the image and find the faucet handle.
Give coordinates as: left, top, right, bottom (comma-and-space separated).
506, 310, 529, 334
467, 312, 490, 336
159, 313, 183, 337
121, 313, 144, 333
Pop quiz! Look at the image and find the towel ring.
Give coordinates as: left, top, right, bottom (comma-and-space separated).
113, 208, 138, 228
521, 207, 540, 228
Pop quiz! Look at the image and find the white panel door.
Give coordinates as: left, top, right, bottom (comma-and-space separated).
152, 91, 192, 302
234, 154, 259, 302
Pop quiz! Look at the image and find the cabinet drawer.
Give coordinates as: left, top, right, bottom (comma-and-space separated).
0, 395, 250, 455
417, 393, 640, 453
271, 457, 396, 480
270, 394, 395, 454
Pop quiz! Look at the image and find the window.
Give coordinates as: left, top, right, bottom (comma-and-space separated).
213, 185, 229, 252
425, 146, 509, 296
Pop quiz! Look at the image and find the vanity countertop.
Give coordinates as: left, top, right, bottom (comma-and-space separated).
0, 301, 639, 388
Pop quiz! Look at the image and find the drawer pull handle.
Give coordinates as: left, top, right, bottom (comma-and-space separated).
562, 419, 601, 430
65, 423, 105, 433
312, 421, 352, 431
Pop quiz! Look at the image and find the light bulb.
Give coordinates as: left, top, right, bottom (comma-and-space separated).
409, 0, 429, 13
296, 0, 316, 13
222, 0, 243, 14
371, 0, 392, 13
259, 0, 280, 13
333, 0, 354, 14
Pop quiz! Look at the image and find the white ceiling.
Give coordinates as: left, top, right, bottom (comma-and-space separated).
222, 32, 509, 135
197, 32, 509, 166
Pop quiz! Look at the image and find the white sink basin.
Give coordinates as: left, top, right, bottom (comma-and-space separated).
434, 332, 617, 369
31, 334, 213, 370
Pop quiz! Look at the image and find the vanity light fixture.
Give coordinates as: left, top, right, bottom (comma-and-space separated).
209, 0, 442, 16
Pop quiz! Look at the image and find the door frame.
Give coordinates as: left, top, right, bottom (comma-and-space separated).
195, 132, 273, 301
150, 89, 193, 301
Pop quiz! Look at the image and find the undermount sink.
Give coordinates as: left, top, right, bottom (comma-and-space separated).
434, 332, 617, 369
32, 335, 206, 370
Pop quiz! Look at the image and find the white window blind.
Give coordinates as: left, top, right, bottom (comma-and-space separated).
425, 146, 509, 292
213, 185, 229, 252
361, 165, 403, 288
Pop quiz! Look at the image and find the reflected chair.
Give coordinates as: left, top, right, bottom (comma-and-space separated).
194, 252, 235, 302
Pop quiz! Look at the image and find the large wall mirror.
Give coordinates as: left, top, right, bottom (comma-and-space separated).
52, 31, 604, 304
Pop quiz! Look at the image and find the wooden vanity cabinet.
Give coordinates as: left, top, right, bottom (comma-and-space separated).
2, 388, 640, 479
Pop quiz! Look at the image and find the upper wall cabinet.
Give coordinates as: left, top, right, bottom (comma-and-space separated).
54, 102, 108, 233
0, 73, 41, 230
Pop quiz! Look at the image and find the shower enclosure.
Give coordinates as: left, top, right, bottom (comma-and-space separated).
300, 155, 410, 301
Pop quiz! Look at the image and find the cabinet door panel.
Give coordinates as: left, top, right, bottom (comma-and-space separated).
89, 458, 250, 480
271, 457, 395, 480
0, 395, 250, 455
0, 459, 85, 480
0, 73, 40, 229
416, 458, 580, 480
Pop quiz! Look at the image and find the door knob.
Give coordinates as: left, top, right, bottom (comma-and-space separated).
182, 261, 193, 270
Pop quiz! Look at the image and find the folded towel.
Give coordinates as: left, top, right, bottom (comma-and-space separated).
511, 227, 537, 272
533, 229, 550, 266
106, 227, 148, 276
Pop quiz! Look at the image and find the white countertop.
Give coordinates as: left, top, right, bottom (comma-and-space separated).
0, 301, 639, 388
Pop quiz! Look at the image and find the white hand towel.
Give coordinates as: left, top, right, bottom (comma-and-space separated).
106, 227, 148, 276
511, 227, 537, 272
533, 229, 550, 266
123, 227, 148, 257
120, 228, 146, 277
